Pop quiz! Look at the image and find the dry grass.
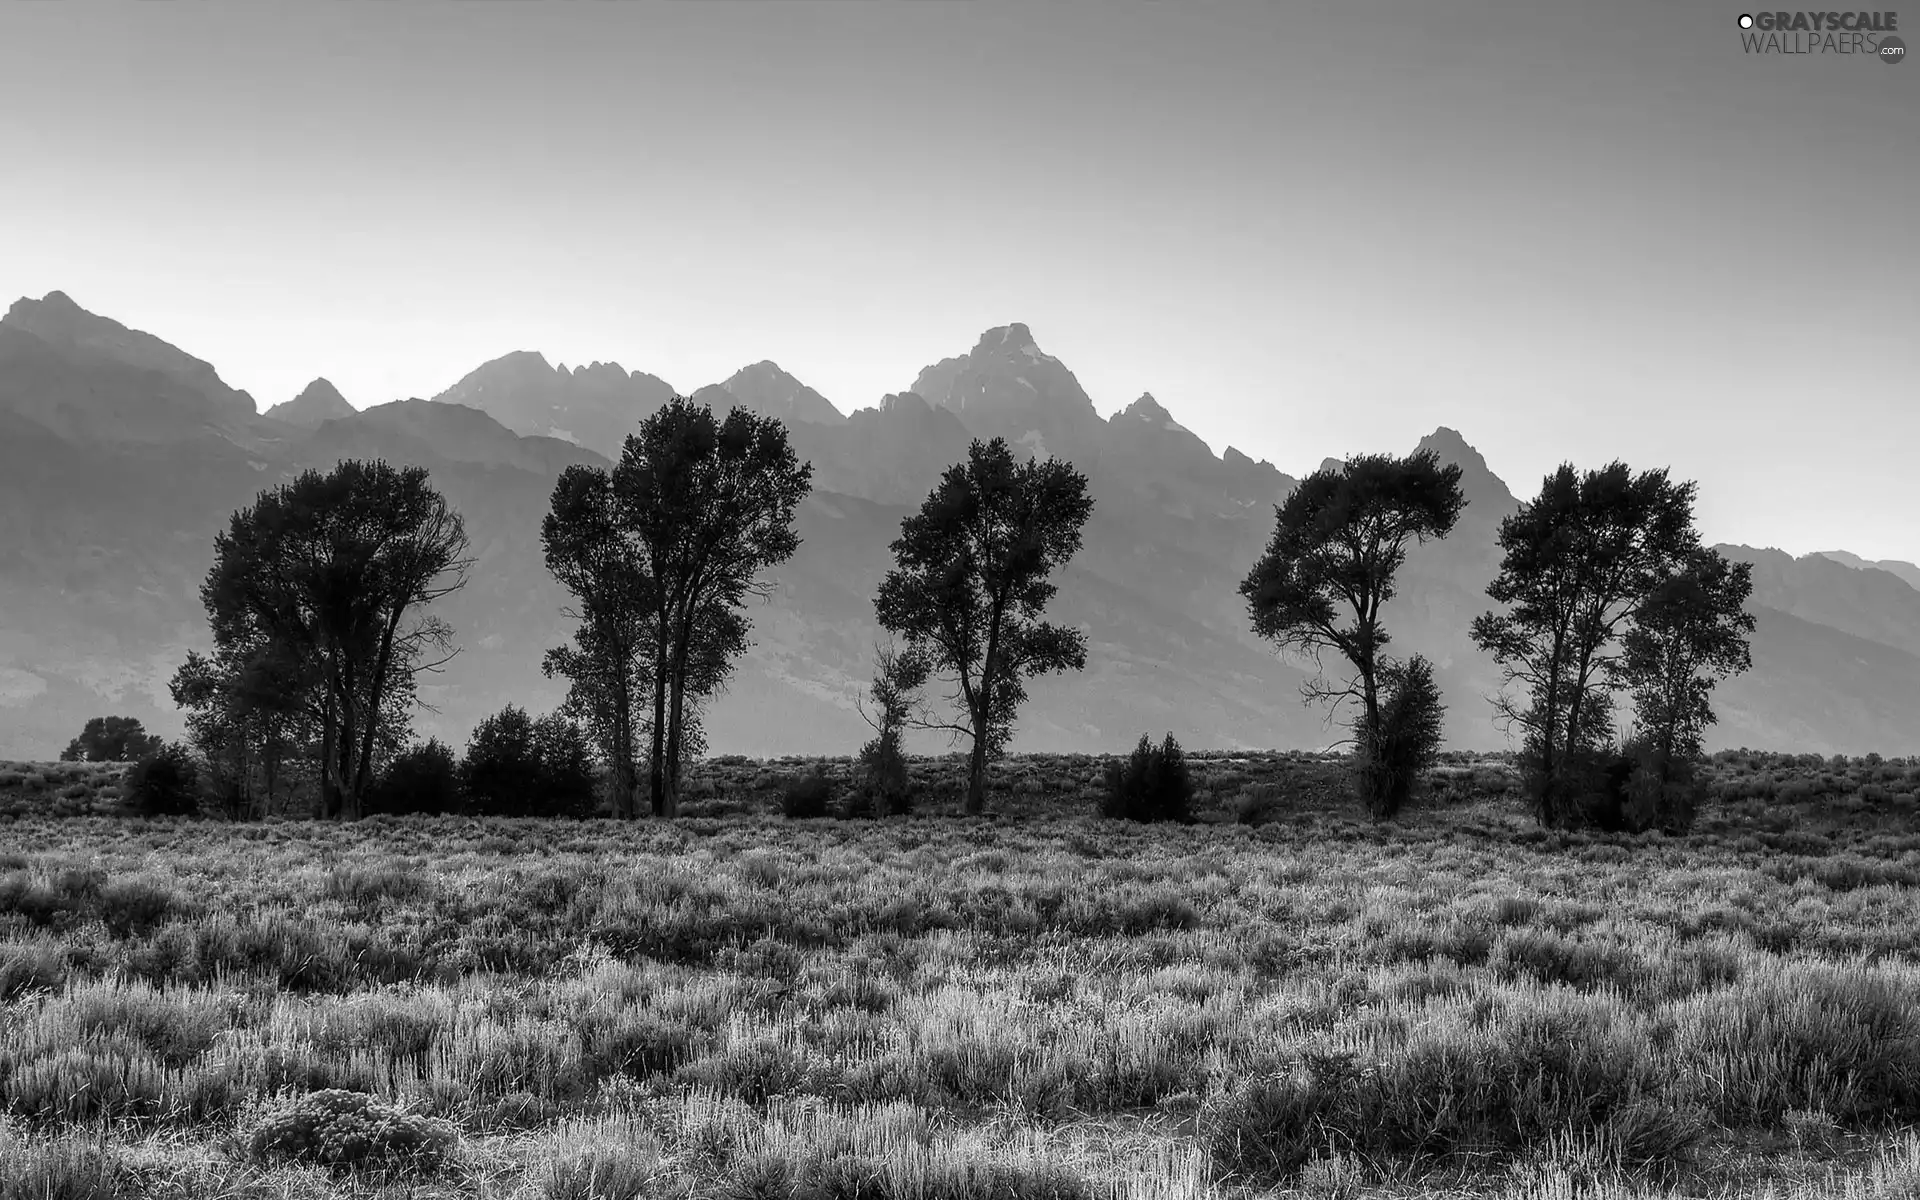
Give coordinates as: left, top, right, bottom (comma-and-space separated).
2, 749, 1920, 1197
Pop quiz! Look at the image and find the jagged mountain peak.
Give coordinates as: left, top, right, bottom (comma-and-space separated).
718, 360, 844, 425
909, 323, 1099, 454
1415, 426, 1517, 512
264, 377, 356, 429
1118, 392, 1170, 421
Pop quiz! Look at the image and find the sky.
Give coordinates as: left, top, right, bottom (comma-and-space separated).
1, 1, 1914, 560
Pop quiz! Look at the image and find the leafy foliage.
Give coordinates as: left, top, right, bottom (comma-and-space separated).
1101, 733, 1193, 823
191, 460, 470, 820
541, 465, 656, 819
1471, 463, 1711, 828
876, 438, 1093, 815
780, 769, 835, 819
1621, 548, 1756, 763
612, 397, 812, 817
461, 707, 599, 818
58, 716, 160, 764
854, 644, 928, 817
123, 743, 199, 817
1352, 654, 1447, 821
1240, 451, 1463, 821
368, 739, 463, 816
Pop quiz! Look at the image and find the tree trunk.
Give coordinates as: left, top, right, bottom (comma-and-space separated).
319, 692, 340, 819
647, 620, 669, 818
964, 704, 989, 816
610, 673, 636, 819
663, 645, 687, 820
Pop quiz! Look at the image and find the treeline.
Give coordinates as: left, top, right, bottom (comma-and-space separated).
80, 393, 1753, 834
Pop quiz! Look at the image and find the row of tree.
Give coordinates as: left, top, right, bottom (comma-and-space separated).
157, 389, 1752, 832
1238, 452, 1753, 830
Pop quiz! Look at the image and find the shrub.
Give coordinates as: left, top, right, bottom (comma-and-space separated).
248, 1088, 456, 1175
96, 877, 178, 939
1578, 738, 1704, 835
1353, 655, 1445, 822
782, 770, 834, 819
855, 728, 914, 816
369, 739, 463, 815
1102, 733, 1193, 823
0, 938, 66, 1002
123, 743, 199, 817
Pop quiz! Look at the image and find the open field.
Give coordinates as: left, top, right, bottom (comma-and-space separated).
4, 751, 1920, 1198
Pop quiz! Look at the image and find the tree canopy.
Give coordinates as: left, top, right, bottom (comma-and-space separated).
1470, 461, 1737, 828
586, 396, 813, 817
59, 716, 162, 763
875, 437, 1093, 815
193, 459, 470, 820
1239, 450, 1465, 819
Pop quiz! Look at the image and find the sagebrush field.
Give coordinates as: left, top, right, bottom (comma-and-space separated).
5, 750, 1920, 1199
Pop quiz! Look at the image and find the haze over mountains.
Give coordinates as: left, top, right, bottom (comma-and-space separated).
3, 290, 1919, 761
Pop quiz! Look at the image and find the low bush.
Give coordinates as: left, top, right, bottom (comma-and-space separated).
781, 770, 834, 819
1353, 654, 1445, 822
248, 1088, 456, 1175
123, 744, 199, 817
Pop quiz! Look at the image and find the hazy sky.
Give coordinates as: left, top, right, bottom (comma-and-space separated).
2, 2, 1914, 559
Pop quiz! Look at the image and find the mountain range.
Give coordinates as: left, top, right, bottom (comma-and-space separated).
3, 290, 1919, 761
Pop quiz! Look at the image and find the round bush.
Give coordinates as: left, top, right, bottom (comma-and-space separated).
124, 743, 199, 817
248, 1088, 456, 1175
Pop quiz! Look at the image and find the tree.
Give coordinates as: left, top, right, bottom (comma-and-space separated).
169, 643, 313, 819
854, 642, 929, 816
541, 465, 656, 818
875, 437, 1093, 815
196, 460, 471, 821
60, 716, 162, 763
1238, 451, 1465, 821
1617, 546, 1755, 824
369, 739, 463, 816
460, 705, 598, 818
1102, 733, 1194, 823
616, 397, 812, 818
1470, 462, 1701, 828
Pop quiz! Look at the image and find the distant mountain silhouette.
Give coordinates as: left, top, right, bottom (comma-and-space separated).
1817, 549, 1920, 595
433, 351, 675, 454
264, 378, 356, 428
2, 291, 1918, 759
719, 361, 845, 426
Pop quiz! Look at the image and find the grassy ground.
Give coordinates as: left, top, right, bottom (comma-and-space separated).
3, 750, 1920, 1198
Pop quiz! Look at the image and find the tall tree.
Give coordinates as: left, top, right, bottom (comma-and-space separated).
541, 465, 655, 818
59, 716, 162, 763
196, 460, 470, 820
1239, 450, 1465, 821
875, 437, 1093, 815
615, 397, 812, 817
1619, 546, 1755, 767
1470, 462, 1700, 827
